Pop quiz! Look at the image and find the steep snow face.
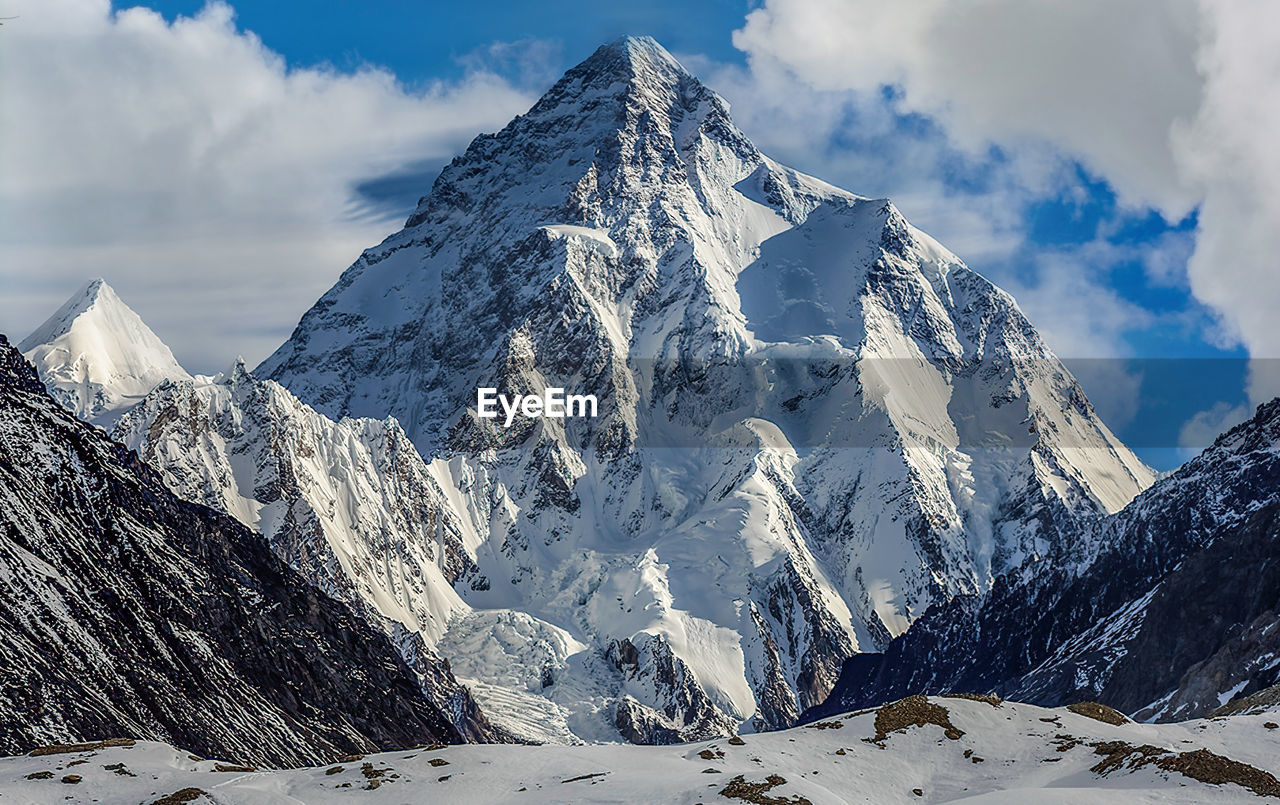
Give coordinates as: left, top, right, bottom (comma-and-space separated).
112, 364, 479, 663
252, 37, 1151, 742
18, 279, 190, 423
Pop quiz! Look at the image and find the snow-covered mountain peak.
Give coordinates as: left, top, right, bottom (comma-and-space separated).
245, 38, 1155, 742
394, 36, 745, 237
527, 35, 702, 121
20, 277, 114, 347
18, 278, 190, 422
581, 35, 687, 81
220, 355, 250, 384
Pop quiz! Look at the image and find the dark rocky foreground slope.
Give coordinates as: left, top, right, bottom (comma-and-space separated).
0, 335, 493, 767
807, 398, 1280, 722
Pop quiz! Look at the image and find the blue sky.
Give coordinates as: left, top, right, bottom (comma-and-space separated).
4, 0, 1275, 469
136, 0, 754, 85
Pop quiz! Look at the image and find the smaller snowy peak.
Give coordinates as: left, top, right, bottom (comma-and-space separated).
220, 355, 251, 384
18, 279, 190, 423
18, 278, 110, 348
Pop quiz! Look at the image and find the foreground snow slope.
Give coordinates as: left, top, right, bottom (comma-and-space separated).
18, 279, 189, 423
251, 36, 1153, 742
3, 698, 1277, 804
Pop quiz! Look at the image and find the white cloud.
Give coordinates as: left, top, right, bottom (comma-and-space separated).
733, 0, 1204, 213
732, 0, 1280, 364
1174, 2, 1280, 363
1178, 400, 1251, 455
0, 0, 535, 371
6, 0, 1275, 397
690, 55, 1047, 267
999, 249, 1156, 360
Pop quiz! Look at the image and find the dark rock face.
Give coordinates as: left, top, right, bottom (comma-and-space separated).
606, 635, 737, 744
1091, 504, 1280, 719
805, 399, 1280, 722
0, 335, 490, 767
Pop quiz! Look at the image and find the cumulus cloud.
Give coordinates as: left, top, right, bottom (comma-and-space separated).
0, 0, 535, 371
733, 0, 1280, 364
734, 0, 1203, 213
1173, 2, 1280, 370
688, 54, 1049, 267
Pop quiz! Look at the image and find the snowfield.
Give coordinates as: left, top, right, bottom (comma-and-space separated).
2, 698, 1278, 804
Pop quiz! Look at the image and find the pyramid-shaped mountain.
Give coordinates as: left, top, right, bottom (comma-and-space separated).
238, 37, 1156, 742
19, 279, 190, 423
